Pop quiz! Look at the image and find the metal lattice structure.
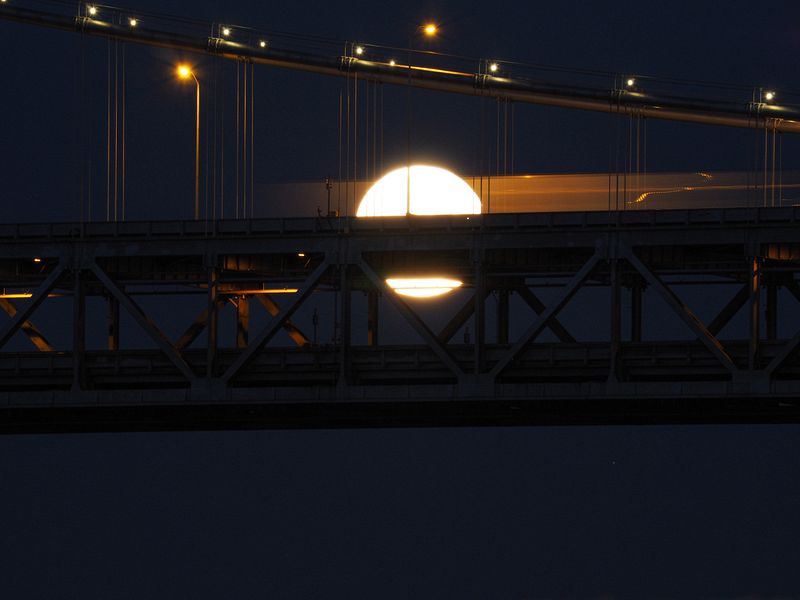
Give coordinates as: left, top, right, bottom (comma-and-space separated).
2, 208, 800, 432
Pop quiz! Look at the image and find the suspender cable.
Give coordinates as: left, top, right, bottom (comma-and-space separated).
235, 61, 240, 218
250, 62, 254, 218
121, 42, 126, 221
242, 60, 248, 218
106, 38, 111, 221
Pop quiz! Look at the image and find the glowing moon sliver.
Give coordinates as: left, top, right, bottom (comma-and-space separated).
356, 165, 481, 299
386, 278, 464, 298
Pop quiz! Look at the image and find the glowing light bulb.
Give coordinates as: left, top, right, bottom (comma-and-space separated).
128, 17, 137, 27
765, 91, 776, 102
259, 40, 267, 48
222, 27, 230, 36
423, 23, 437, 36
355, 45, 364, 55
389, 59, 396, 66
626, 78, 635, 87
177, 65, 191, 79
87, 5, 97, 15
489, 62, 498, 73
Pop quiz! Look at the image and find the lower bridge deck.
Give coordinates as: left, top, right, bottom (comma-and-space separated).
2, 207, 800, 431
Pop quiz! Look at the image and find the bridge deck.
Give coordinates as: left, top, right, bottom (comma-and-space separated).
2, 208, 800, 431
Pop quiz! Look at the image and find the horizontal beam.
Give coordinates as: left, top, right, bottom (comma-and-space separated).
1, 6, 799, 133
2, 395, 800, 434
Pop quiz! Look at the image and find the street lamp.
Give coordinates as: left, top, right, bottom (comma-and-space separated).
177, 65, 200, 220
405, 22, 438, 214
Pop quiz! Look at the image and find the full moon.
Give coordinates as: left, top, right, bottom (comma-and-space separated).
357, 165, 481, 298
356, 165, 482, 217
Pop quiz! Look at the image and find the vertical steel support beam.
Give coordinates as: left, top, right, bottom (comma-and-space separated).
339, 265, 351, 386
474, 259, 486, 375
497, 290, 509, 345
207, 264, 218, 377
609, 259, 621, 382
72, 269, 85, 391
107, 294, 120, 351
367, 291, 379, 346
766, 281, 777, 341
236, 295, 249, 349
749, 257, 760, 371
630, 281, 642, 342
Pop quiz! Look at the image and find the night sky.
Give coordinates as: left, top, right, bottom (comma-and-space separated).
2, 0, 800, 596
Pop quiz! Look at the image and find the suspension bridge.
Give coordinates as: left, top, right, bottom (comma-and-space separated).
2, 1, 800, 432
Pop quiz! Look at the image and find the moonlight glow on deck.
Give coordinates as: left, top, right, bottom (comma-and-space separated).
357, 165, 481, 298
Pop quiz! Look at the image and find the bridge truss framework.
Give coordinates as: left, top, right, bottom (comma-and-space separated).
2, 207, 800, 432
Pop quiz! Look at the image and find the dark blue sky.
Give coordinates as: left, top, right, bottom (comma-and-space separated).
1, 0, 799, 221
2, 0, 800, 597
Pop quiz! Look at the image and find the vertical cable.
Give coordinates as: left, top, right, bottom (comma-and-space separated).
337, 91, 342, 217
113, 39, 119, 221
353, 73, 358, 216
778, 132, 783, 206
250, 62, 254, 218
121, 42, 126, 221
211, 58, 217, 221
78, 31, 86, 222
242, 61, 248, 218
235, 61, 240, 218
208, 62, 214, 224
510, 102, 515, 176
763, 125, 768, 207
364, 81, 369, 184
503, 99, 508, 176
635, 114, 640, 207
479, 96, 485, 207
643, 117, 647, 207
346, 72, 351, 216
220, 59, 225, 219
771, 120, 777, 208
106, 38, 111, 221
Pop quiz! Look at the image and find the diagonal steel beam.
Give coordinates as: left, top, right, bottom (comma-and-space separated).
91, 262, 197, 383
785, 279, 800, 305
359, 258, 464, 379
624, 248, 738, 373
514, 285, 577, 343
175, 299, 226, 351
0, 264, 65, 350
254, 294, 310, 347
222, 259, 330, 383
490, 252, 601, 378
0, 298, 54, 351
437, 290, 488, 344
766, 330, 800, 376
707, 283, 750, 336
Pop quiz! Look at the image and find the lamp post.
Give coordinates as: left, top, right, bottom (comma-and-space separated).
406, 22, 438, 215
177, 65, 200, 220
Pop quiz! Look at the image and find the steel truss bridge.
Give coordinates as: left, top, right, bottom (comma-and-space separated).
2, 207, 800, 432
